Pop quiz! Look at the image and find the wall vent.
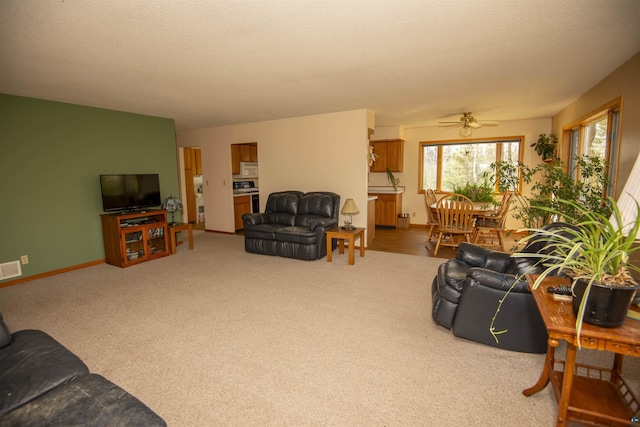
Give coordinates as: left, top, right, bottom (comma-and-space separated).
0, 261, 22, 280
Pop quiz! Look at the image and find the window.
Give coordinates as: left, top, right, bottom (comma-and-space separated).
419, 137, 524, 193
566, 99, 621, 197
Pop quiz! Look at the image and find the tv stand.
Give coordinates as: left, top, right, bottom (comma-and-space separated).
101, 210, 169, 267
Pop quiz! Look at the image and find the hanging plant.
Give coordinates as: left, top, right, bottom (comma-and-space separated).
531, 133, 557, 160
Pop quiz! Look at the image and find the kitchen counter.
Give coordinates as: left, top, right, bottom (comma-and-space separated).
367, 186, 405, 194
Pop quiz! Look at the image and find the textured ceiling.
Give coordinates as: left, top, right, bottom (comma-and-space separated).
1, 0, 639, 131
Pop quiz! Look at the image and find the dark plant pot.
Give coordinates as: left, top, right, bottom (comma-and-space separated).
572, 280, 639, 328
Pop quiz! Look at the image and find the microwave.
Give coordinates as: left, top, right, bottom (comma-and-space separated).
236, 162, 258, 179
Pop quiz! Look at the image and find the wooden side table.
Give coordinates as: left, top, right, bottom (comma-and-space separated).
523, 274, 640, 426
326, 227, 365, 265
168, 223, 194, 254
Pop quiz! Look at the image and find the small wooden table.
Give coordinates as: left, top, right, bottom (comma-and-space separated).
523, 274, 640, 426
326, 227, 365, 265
167, 223, 194, 254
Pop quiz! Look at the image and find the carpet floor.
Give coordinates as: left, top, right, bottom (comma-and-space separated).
1, 232, 637, 426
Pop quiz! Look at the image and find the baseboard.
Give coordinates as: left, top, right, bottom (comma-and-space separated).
0, 259, 105, 289
205, 229, 236, 235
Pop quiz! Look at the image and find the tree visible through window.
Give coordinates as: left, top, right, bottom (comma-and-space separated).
420, 137, 524, 193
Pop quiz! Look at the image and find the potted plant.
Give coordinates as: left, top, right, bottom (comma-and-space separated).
451, 180, 498, 206
531, 133, 557, 161
488, 155, 610, 229
512, 197, 640, 340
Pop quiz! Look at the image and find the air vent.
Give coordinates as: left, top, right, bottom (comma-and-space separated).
0, 261, 22, 280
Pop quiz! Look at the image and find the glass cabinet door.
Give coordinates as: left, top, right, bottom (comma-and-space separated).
124, 230, 144, 261
148, 226, 166, 255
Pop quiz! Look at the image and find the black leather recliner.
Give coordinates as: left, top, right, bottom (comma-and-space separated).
242, 191, 340, 260
431, 223, 572, 353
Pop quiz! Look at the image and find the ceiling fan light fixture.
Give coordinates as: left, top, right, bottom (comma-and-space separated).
460, 126, 472, 138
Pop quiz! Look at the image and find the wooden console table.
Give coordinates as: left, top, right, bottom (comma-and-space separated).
523, 274, 640, 426
326, 227, 365, 265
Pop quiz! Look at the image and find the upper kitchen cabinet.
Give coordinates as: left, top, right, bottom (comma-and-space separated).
370, 139, 404, 172
184, 147, 202, 175
231, 143, 258, 175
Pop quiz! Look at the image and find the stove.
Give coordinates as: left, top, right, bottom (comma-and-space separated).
233, 180, 259, 194
234, 188, 259, 194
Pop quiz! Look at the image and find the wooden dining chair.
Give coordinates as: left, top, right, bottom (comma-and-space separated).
473, 190, 514, 251
433, 194, 475, 256
424, 189, 439, 245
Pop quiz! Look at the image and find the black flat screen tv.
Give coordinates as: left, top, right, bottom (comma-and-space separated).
100, 174, 162, 212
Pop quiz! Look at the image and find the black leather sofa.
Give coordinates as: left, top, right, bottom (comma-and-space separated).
0, 312, 165, 426
431, 223, 572, 353
242, 191, 340, 260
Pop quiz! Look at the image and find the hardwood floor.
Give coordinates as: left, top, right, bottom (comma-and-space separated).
367, 225, 456, 258
367, 225, 524, 258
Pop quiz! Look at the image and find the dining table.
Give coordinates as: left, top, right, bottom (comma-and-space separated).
429, 201, 498, 217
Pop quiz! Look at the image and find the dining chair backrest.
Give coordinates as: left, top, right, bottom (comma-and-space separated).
436, 194, 475, 232
495, 190, 515, 225
424, 189, 438, 207
424, 189, 438, 223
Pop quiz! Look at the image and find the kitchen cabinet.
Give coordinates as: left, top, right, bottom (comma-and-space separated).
234, 195, 251, 231
231, 143, 258, 175
231, 145, 241, 175
370, 139, 404, 172
367, 197, 376, 245
368, 192, 403, 227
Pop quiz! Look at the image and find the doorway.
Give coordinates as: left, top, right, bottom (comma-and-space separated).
183, 147, 204, 229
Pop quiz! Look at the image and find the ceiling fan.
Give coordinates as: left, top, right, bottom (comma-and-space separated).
438, 112, 499, 137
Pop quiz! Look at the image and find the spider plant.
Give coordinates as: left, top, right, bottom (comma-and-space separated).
513, 197, 640, 340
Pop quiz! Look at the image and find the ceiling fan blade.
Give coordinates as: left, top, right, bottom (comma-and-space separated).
477, 120, 499, 126
468, 122, 482, 129
438, 122, 462, 127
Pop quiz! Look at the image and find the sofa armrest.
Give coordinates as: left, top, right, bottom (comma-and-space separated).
467, 268, 529, 293
308, 217, 338, 231
242, 213, 269, 226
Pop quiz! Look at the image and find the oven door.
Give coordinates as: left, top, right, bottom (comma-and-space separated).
251, 193, 260, 213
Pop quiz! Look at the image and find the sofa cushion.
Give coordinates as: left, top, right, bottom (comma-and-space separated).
0, 373, 166, 427
243, 223, 288, 240
0, 313, 10, 349
0, 330, 89, 416
265, 192, 302, 226
275, 226, 318, 244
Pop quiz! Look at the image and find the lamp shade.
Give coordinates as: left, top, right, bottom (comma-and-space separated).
341, 199, 360, 215
162, 195, 183, 213
612, 152, 640, 240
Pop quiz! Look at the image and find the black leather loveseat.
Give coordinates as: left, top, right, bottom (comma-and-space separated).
242, 191, 340, 260
0, 312, 165, 426
431, 223, 572, 353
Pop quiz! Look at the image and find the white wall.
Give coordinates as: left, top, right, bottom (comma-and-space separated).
370, 119, 552, 229
176, 109, 372, 239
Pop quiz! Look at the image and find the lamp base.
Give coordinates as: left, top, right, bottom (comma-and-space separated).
341, 224, 356, 230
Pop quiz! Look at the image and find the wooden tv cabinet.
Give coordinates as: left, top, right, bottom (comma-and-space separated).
101, 210, 169, 267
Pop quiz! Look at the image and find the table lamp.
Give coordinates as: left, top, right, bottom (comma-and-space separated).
162, 195, 183, 226
341, 198, 359, 230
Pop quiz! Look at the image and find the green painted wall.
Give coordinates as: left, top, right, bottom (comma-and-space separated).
0, 94, 178, 280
